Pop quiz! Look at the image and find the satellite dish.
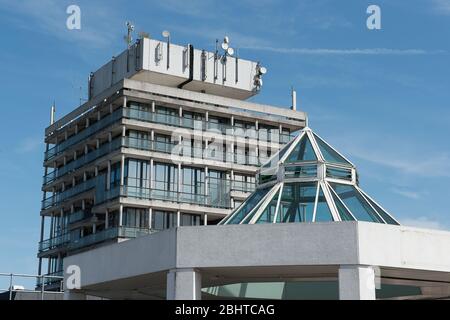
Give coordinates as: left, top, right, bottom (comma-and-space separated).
259, 67, 267, 75
227, 47, 234, 56
221, 42, 229, 51
162, 30, 170, 38
224, 36, 230, 44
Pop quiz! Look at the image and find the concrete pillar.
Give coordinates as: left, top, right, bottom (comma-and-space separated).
166, 268, 202, 300
339, 265, 376, 300
105, 209, 109, 229
119, 205, 123, 227
107, 161, 111, 190
177, 211, 181, 227
64, 290, 87, 300
148, 208, 153, 229
120, 155, 125, 186
204, 214, 208, 226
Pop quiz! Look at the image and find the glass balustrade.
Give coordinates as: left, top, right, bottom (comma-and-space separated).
45, 108, 123, 161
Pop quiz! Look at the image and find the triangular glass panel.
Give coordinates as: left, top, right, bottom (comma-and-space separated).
278, 182, 317, 223
314, 186, 333, 222
361, 191, 399, 225
329, 186, 354, 221
225, 186, 271, 224
330, 183, 383, 223
286, 134, 317, 163
255, 190, 281, 224
261, 139, 296, 169
314, 134, 351, 165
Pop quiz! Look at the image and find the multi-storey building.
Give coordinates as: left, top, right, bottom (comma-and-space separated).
37, 36, 306, 288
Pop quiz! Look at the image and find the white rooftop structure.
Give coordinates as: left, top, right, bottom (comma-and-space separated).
89, 36, 267, 100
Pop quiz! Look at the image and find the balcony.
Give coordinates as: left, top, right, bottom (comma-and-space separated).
42, 178, 96, 210
38, 234, 70, 252
45, 108, 123, 162
68, 210, 93, 224
124, 106, 295, 144
124, 137, 264, 167
68, 227, 155, 251
43, 137, 122, 186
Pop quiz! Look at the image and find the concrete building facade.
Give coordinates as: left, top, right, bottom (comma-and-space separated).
37, 35, 306, 289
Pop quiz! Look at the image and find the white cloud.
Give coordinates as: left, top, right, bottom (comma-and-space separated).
240, 46, 445, 55
391, 188, 422, 200
402, 216, 447, 230
16, 136, 43, 154
432, 0, 450, 14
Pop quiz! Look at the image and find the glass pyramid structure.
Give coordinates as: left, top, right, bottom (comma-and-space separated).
221, 127, 400, 225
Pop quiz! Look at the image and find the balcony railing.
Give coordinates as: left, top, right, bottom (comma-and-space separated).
68, 210, 93, 224
124, 137, 265, 166
68, 227, 155, 251
125, 107, 295, 143
38, 234, 71, 252
42, 178, 96, 210
45, 108, 123, 162
43, 137, 122, 186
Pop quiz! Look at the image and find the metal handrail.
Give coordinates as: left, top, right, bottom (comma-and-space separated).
0, 273, 64, 301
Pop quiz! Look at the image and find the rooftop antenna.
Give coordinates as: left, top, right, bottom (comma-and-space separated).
50, 102, 56, 125
291, 87, 297, 111
162, 30, 171, 70
124, 21, 135, 48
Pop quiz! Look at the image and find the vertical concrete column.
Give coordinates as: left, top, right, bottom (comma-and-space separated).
150, 159, 155, 188
177, 210, 181, 227
204, 214, 208, 226
120, 155, 125, 186
151, 101, 156, 113
119, 205, 123, 227
167, 268, 202, 300
339, 265, 376, 300
148, 208, 153, 229
107, 160, 111, 190
105, 209, 109, 229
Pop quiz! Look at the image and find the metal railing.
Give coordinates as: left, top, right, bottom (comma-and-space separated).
125, 106, 295, 143
0, 273, 64, 301
45, 108, 123, 161
43, 137, 122, 185
68, 227, 155, 251
42, 178, 96, 210
124, 137, 264, 166
38, 233, 71, 252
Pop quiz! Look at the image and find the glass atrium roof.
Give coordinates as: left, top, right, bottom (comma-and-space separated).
221, 127, 400, 225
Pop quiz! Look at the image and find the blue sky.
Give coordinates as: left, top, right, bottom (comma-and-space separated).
0, 0, 449, 281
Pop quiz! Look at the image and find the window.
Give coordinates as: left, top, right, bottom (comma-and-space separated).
123, 207, 149, 228
330, 183, 383, 223
180, 213, 201, 226
182, 166, 205, 195
125, 159, 150, 189
154, 163, 178, 192
278, 182, 318, 223
152, 210, 177, 230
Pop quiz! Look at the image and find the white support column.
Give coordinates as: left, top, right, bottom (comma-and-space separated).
150, 159, 155, 188
177, 210, 181, 227
119, 205, 123, 227
339, 265, 376, 300
166, 268, 202, 300
148, 207, 153, 229
204, 214, 208, 226
120, 155, 125, 186
151, 101, 156, 113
